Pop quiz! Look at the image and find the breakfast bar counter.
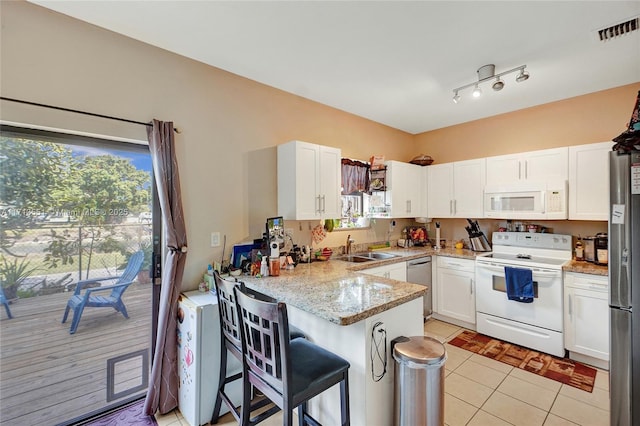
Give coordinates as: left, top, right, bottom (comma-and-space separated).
238, 252, 430, 426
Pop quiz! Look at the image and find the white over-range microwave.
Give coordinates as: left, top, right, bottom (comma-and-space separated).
484, 180, 568, 220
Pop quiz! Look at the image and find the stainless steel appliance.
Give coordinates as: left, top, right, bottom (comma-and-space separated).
609, 150, 640, 426
475, 232, 572, 357
406, 257, 432, 320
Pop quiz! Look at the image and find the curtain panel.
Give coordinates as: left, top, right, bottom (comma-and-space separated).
341, 158, 370, 195
143, 120, 188, 416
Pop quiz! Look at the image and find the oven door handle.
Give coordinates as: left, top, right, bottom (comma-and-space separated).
476, 262, 560, 277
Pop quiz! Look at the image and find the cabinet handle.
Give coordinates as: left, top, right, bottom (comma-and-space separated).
470, 278, 473, 295
518, 161, 522, 180
524, 160, 528, 179
454, 200, 457, 215
316, 195, 321, 213
321, 195, 326, 213
568, 294, 572, 317
449, 200, 453, 215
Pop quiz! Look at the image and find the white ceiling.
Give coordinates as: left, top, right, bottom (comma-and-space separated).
29, 1, 640, 134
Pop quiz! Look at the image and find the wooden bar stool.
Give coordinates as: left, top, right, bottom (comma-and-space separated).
234, 285, 350, 426
211, 271, 305, 424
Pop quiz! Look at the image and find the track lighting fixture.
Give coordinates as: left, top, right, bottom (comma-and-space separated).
452, 64, 529, 103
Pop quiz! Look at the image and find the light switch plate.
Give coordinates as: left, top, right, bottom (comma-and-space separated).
211, 232, 220, 247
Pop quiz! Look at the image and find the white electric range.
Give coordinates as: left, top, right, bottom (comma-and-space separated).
475, 232, 572, 357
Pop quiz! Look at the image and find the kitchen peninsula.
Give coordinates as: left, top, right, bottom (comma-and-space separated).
239, 247, 473, 425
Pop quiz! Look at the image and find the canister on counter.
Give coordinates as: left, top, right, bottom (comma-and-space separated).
583, 236, 596, 262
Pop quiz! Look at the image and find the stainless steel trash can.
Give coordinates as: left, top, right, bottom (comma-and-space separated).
393, 336, 447, 426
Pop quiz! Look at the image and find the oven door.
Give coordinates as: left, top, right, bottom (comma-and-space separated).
475, 261, 563, 331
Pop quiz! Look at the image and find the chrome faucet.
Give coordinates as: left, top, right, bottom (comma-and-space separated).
346, 234, 354, 255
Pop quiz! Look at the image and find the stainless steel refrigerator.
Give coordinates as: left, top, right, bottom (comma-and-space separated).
609, 149, 640, 426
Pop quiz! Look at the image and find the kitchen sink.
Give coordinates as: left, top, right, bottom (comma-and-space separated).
364, 252, 399, 260
337, 252, 400, 262
338, 254, 374, 263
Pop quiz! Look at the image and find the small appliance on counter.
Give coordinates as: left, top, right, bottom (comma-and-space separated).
595, 232, 608, 265
465, 219, 492, 252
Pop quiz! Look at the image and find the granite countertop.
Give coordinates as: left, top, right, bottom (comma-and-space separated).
240, 246, 481, 326
563, 260, 609, 276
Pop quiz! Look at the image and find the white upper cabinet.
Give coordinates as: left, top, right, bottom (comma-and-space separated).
277, 140, 341, 220
428, 159, 486, 218
486, 147, 568, 185
568, 142, 613, 221
386, 161, 424, 218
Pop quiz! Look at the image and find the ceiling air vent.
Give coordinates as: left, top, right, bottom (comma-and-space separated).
597, 17, 638, 41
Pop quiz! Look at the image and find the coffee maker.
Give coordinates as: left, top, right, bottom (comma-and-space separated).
595, 233, 608, 265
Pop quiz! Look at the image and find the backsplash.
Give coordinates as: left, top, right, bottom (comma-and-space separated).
284, 217, 607, 254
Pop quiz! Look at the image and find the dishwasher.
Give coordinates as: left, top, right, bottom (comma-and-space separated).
406, 256, 432, 320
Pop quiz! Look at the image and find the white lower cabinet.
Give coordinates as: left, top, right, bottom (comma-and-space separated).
363, 262, 406, 281
564, 272, 609, 366
434, 257, 475, 326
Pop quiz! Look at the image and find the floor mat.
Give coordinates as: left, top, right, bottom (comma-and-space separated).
448, 330, 597, 393
84, 400, 157, 426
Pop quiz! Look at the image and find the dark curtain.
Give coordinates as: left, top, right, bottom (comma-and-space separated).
341, 158, 370, 194
143, 120, 188, 416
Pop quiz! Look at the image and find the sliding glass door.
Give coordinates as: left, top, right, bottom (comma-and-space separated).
0, 125, 158, 425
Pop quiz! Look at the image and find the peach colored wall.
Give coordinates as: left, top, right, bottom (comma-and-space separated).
0, 1, 413, 287
415, 83, 640, 164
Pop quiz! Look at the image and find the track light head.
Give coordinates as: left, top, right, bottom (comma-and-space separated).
516, 69, 530, 82
452, 90, 461, 104
472, 85, 482, 98
492, 78, 504, 91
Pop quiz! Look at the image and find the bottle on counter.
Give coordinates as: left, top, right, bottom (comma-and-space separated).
260, 257, 269, 277
575, 237, 584, 261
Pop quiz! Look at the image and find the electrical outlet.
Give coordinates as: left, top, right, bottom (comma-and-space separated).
210, 232, 220, 247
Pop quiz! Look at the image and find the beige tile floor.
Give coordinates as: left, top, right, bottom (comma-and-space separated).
156, 319, 610, 426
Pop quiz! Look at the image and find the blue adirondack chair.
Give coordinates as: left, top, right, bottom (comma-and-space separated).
62, 251, 144, 334
0, 286, 13, 319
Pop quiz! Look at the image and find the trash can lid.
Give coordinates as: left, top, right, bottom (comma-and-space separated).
393, 336, 446, 365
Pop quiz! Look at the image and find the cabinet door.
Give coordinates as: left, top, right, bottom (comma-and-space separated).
427, 163, 454, 217
318, 145, 342, 218
565, 287, 609, 360
295, 142, 321, 219
525, 147, 568, 182
278, 141, 320, 220
568, 142, 613, 220
363, 262, 406, 281
277, 141, 341, 220
436, 268, 475, 323
387, 262, 407, 281
405, 164, 423, 217
387, 161, 422, 218
486, 153, 521, 185
486, 148, 568, 185
453, 159, 486, 217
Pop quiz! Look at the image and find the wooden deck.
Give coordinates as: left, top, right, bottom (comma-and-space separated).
0, 283, 153, 425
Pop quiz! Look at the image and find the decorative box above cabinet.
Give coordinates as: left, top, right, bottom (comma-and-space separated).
277, 141, 341, 220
